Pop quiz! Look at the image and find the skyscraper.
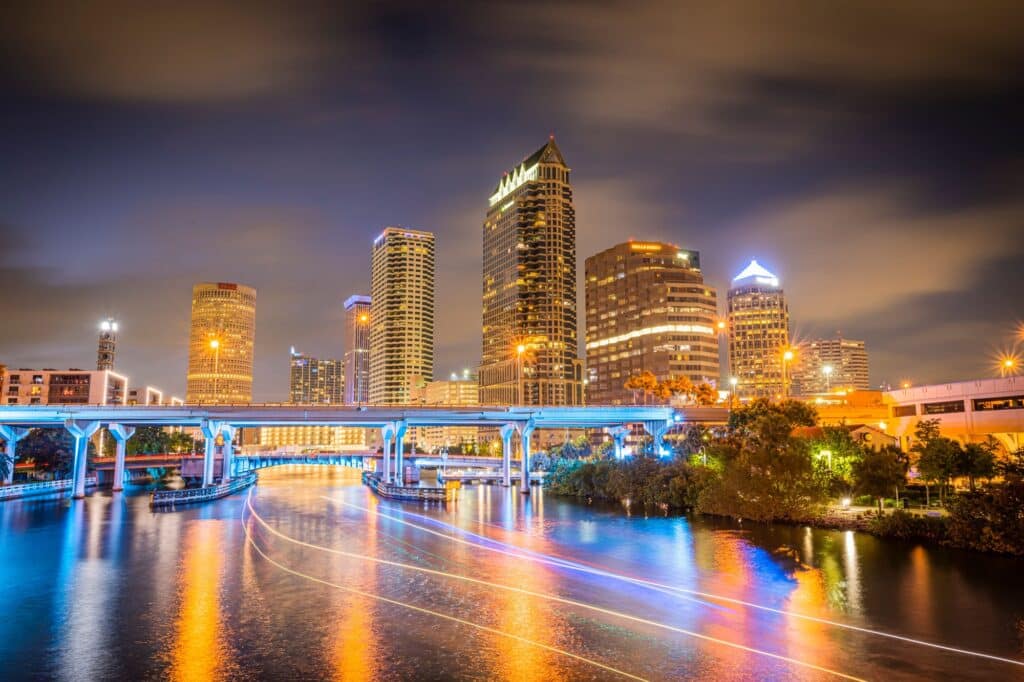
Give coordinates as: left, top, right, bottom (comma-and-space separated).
585, 241, 719, 404
792, 336, 870, 394
343, 294, 372, 404
96, 318, 118, 370
479, 137, 583, 405
185, 282, 256, 404
368, 228, 435, 405
288, 348, 343, 404
727, 260, 790, 399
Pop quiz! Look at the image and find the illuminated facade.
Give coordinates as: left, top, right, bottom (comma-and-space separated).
343, 295, 372, 404
2, 369, 128, 405
479, 138, 583, 406
289, 349, 343, 404
419, 373, 480, 450
97, 318, 118, 370
727, 260, 790, 399
127, 386, 163, 405
255, 425, 368, 451
185, 282, 257, 404
792, 336, 870, 394
585, 241, 719, 404
369, 228, 435, 405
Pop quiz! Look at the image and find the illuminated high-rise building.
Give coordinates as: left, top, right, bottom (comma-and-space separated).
368, 228, 435, 405
185, 282, 256, 403
585, 241, 719, 404
792, 336, 870, 394
343, 294, 372, 404
479, 137, 583, 405
289, 348, 343, 404
97, 318, 118, 370
727, 260, 790, 399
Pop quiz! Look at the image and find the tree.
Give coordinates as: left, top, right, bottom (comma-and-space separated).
728, 398, 817, 433
808, 426, 867, 496
997, 448, 1024, 482
853, 447, 907, 512
955, 442, 996, 492
128, 426, 172, 455
624, 371, 659, 405
910, 419, 947, 506
167, 432, 197, 454
916, 437, 960, 506
17, 428, 88, 477
691, 382, 718, 406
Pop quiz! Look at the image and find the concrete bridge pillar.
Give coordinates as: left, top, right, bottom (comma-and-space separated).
380, 425, 394, 483
221, 425, 236, 483
606, 425, 631, 460
65, 420, 100, 499
200, 420, 224, 487
107, 423, 136, 492
519, 420, 536, 495
499, 423, 517, 487
0, 425, 30, 485
643, 419, 671, 458
393, 421, 408, 486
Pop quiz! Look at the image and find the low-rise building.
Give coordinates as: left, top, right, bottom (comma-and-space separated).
255, 425, 369, 452
884, 377, 1024, 452
2, 368, 128, 405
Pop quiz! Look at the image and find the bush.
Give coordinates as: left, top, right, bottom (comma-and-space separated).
945, 482, 1024, 556
867, 511, 948, 543
543, 456, 716, 511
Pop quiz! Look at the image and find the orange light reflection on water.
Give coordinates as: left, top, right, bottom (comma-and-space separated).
172, 522, 227, 682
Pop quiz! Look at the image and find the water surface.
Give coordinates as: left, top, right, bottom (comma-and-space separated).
2, 466, 1022, 680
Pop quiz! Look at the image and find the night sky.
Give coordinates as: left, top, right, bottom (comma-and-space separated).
2, 2, 1023, 400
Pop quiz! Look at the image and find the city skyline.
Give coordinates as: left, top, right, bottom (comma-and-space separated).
2, 4, 1023, 399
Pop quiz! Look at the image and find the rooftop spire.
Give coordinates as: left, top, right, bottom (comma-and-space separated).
732, 259, 780, 287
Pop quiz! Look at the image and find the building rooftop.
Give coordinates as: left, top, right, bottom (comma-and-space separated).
732, 259, 780, 287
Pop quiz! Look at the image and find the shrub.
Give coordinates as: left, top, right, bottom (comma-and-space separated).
867, 511, 948, 543
945, 482, 1024, 556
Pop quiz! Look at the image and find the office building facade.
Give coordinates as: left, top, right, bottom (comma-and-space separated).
585, 241, 719, 404
479, 138, 583, 406
97, 318, 118, 370
343, 295, 372, 404
185, 282, 257, 404
289, 349, 343, 404
3, 369, 128, 406
368, 228, 435, 405
793, 336, 870, 394
727, 260, 790, 399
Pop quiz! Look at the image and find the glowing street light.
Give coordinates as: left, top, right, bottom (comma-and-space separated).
729, 376, 738, 408
817, 448, 833, 470
781, 348, 795, 398
1001, 356, 1019, 378
822, 364, 834, 392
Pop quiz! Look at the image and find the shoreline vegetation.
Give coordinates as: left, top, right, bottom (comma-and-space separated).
541, 399, 1024, 557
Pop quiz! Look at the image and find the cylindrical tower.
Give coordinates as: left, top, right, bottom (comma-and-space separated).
185, 282, 257, 404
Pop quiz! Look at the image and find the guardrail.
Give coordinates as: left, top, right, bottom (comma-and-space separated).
150, 471, 257, 510
0, 476, 97, 501
362, 470, 453, 502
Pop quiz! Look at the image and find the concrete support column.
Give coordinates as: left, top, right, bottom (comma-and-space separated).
0, 425, 29, 485
393, 422, 408, 486
607, 425, 630, 460
499, 423, 517, 487
107, 423, 135, 492
221, 425, 236, 483
65, 420, 100, 499
519, 421, 535, 495
380, 425, 394, 483
643, 420, 671, 458
200, 420, 223, 487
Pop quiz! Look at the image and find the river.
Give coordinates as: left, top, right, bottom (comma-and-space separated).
1, 466, 1022, 680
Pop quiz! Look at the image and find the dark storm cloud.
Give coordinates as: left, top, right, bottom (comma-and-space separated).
1, 1, 1022, 397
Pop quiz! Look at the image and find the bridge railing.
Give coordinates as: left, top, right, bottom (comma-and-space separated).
0, 476, 97, 501
151, 471, 257, 509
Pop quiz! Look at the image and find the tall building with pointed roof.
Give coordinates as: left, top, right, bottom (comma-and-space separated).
479, 138, 583, 405
727, 260, 790, 399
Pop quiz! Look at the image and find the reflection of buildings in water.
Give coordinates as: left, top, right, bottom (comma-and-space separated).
58, 501, 111, 678
332, 495, 378, 680
173, 522, 226, 682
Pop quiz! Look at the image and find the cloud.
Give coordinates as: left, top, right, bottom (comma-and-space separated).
0, 1, 335, 102
492, 1, 1024, 140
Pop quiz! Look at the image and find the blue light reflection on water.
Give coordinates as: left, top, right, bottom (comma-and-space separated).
0, 466, 1022, 680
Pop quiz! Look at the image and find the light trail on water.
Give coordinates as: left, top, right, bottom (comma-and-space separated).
249, 493, 866, 680
239, 493, 648, 681
328, 496, 1024, 669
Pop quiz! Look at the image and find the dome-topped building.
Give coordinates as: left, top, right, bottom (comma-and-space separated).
727, 260, 790, 399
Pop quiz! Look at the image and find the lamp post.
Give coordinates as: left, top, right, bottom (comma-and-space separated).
822, 364, 833, 392
782, 349, 794, 399
209, 338, 221, 402
1001, 357, 1017, 378
516, 343, 526, 405
729, 376, 738, 408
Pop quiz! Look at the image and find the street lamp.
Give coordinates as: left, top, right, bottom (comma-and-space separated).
516, 343, 526, 405
818, 448, 833, 470
209, 338, 221, 402
822, 364, 834, 392
782, 349, 795, 399
729, 376, 738, 408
